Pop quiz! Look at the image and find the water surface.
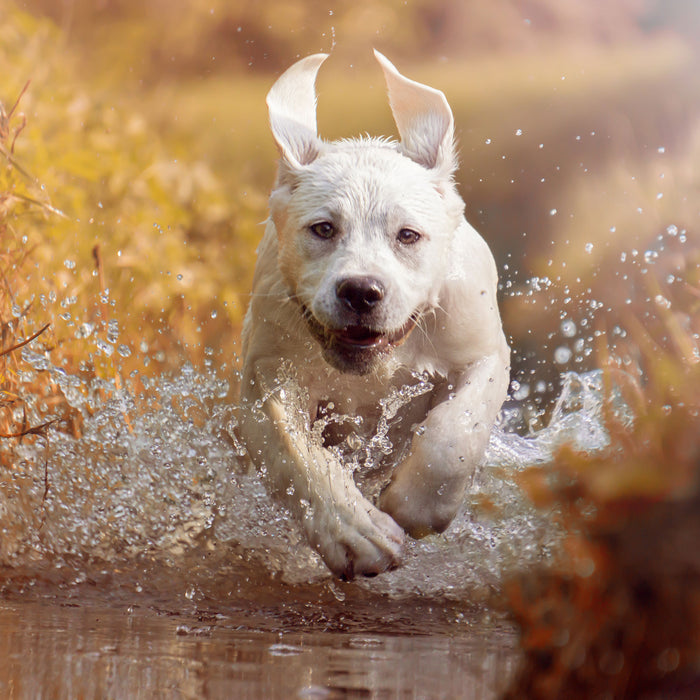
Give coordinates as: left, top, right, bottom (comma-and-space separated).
0, 582, 520, 699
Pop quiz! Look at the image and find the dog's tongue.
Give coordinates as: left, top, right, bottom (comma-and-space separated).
335, 325, 385, 347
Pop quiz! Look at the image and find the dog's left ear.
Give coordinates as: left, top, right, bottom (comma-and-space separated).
374, 50, 456, 179
267, 53, 328, 171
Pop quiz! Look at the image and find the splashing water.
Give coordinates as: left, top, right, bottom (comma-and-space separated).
1, 331, 620, 606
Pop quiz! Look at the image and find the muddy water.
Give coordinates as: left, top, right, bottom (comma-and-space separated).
0, 589, 519, 699
1, 341, 616, 697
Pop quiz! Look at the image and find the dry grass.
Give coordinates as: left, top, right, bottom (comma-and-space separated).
0, 75, 59, 447
504, 314, 700, 697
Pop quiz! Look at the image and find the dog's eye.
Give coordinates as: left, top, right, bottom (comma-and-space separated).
397, 228, 421, 245
309, 221, 336, 239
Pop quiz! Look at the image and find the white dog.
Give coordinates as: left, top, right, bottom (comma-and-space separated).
239, 51, 510, 579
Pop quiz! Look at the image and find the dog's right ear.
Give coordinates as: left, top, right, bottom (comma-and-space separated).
267, 53, 328, 171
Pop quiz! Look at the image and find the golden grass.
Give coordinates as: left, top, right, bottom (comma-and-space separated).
504, 310, 699, 696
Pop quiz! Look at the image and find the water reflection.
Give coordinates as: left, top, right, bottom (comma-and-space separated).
0, 595, 519, 699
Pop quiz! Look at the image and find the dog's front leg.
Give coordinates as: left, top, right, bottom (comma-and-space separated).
379, 352, 509, 538
240, 362, 404, 579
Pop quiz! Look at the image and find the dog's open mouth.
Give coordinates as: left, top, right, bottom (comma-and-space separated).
331, 320, 415, 349
298, 303, 418, 373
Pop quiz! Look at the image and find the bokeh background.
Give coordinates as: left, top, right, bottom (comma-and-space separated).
2, 0, 699, 412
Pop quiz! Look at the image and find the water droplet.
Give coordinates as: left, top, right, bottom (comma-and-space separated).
584, 243, 593, 254
549, 208, 557, 216
554, 346, 572, 364
575, 557, 596, 578
75, 322, 95, 339
657, 647, 680, 673
95, 339, 114, 357
513, 383, 530, 400
64, 259, 76, 269
107, 319, 119, 343
117, 344, 132, 358
560, 319, 577, 338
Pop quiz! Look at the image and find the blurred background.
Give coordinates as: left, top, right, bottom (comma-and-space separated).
3, 0, 700, 421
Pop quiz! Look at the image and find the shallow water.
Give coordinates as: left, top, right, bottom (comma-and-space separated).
1, 337, 617, 696
0, 590, 520, 699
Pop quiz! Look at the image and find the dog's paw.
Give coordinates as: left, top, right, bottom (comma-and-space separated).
304, 499, 405, 580
378, 476, 458, 539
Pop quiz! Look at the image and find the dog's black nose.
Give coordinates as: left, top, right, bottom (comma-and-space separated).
336, 277, 385, 314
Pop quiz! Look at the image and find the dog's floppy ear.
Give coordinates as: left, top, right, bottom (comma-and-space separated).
374, 50, 456, 178
267, 53, 328, 170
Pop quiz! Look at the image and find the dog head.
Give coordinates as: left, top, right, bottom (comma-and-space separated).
267, 51, 465, 374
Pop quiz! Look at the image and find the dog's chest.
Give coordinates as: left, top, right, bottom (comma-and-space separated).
309, 370, 436, 463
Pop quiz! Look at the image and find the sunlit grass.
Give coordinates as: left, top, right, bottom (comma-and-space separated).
1, 10, 258, 381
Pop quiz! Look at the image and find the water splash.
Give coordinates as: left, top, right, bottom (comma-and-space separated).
3, 343, 617, 601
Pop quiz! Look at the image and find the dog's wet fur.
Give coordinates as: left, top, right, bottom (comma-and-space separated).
239, 51, 510, 579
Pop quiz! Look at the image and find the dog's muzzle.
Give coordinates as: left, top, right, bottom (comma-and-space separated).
296, 300, 418, 374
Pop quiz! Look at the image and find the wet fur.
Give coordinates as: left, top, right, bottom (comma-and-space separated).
239, 52, 510, 579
